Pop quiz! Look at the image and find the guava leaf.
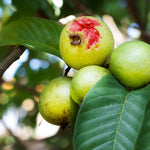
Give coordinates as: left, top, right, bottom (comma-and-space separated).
135, 101, 150, 150
73, 74, 150, 150
0, 17, 63, 57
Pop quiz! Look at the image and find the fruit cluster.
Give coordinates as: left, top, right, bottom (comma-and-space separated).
38, 16, 150, 127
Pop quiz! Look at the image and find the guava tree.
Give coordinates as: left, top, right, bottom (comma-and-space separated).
0, 0, 150, 150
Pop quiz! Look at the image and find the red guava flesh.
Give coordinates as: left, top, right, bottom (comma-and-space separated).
68, 17, 102, 50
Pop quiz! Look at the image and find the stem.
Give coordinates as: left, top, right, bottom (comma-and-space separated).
64, 66, 71, 76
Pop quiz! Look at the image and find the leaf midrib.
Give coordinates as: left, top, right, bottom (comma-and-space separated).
112, 93, 129, 150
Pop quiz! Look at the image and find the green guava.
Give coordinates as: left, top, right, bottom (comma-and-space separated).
59, 16, 114, 70
38, 76, 73, 126
109, 40, 150, 89
70, 65, 110, 104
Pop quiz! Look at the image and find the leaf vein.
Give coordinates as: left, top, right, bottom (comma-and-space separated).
112, 93, 129, 150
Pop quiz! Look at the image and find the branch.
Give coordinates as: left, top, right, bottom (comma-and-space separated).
0, 46, 26, 80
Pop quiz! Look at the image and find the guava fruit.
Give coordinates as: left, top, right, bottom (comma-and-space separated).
59, 16, 114, 70
70, 65, 110, 104
38, 76, 73, 126
109, 40, 150, 89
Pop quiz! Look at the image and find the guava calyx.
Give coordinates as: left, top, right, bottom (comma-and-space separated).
68, 17, 102, 50
61, 122, 71, 130
69, 34, 81, 45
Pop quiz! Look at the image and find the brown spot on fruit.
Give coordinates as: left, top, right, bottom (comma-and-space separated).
69, 34, 81, 45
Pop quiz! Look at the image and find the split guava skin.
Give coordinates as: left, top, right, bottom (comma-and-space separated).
71, 65, 110, 104
59, 16, 114, 70
109, 41, 150, 89
38, 77, 72, 125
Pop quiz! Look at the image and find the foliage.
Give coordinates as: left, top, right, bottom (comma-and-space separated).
74, 74, 150, 150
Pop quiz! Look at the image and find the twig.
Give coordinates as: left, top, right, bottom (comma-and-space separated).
0, 46, 26, 80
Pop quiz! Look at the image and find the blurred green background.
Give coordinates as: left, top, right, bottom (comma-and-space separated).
0, 0, 150, 149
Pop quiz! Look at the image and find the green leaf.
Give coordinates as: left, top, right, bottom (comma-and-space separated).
0, 17, 63, 57
135, 101, 150, 150
73, 74, 150, 150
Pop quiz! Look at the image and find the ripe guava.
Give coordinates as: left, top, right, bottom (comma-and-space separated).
109, 40, 150, 89
38, 77, 73, 126
70, 65, 110, 104
59, 16, 114, 70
